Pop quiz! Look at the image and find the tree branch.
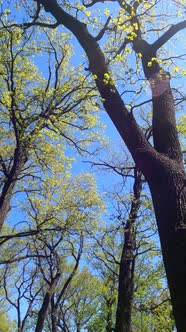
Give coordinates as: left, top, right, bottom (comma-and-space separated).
95, 16, 111, 41
3, 21, 60, 30
35, 0, 158, 180
151, 20, 186, 52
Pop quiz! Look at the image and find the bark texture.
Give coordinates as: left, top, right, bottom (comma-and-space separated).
148, 162, 186, 332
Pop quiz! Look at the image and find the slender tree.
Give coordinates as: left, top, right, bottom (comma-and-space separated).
115, 167, 143, 332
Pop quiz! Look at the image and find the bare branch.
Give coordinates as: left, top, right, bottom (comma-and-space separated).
95, 16, 111, 41
151, 20, 186, 52
2, 21, 60, 30
0, 254, 48, 265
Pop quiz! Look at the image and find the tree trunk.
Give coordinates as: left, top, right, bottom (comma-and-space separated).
51, 295, 58, 332
148, 164, 186, 332
0, 147, 27, 230
115, 234, 135, 332
115, 169, 142, 332
140, 41, 186, 332
35, 273, 61, 332
76, 324, 81, 332
106, 298, 114, 332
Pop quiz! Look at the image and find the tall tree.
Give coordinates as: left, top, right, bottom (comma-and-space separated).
89, 160, 144, 331
88, 163, 174, 331
15, 1, 186, 330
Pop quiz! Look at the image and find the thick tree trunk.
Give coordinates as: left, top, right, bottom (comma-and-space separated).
148, 164, 186, 332
141, 43, 186, 332
134, 35, 186, 332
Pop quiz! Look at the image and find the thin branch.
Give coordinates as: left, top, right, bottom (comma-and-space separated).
131, 99, 152, 113
150, 298, 171, 311
0, 254, 49, 265
95, 16, 111, 41
2, 21, 60, 30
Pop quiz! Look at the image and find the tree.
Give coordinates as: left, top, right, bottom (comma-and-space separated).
87, 157, 174, 331
115, 167, 142, 332
0, 145, 104, 331
0, 19, 100, 230
12, 1, 186, 330
89, 160, 144, 331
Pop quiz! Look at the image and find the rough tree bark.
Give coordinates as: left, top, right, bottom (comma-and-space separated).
28, 1, 186, 331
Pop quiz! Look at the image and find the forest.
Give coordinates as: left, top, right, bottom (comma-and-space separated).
0, 1, 185, 331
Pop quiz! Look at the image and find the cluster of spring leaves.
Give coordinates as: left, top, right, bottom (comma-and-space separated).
0, 0, 185, 331
0, 13, 102, 194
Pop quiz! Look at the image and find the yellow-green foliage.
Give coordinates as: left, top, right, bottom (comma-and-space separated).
178, 115, 186, 136
0, 24, 101, 174
0, 312, 15, 332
